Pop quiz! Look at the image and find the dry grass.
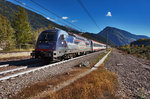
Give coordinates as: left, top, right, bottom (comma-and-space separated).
0, 56, 31, 61
0, 48, 33, 53
44, 65, 119, 99
11, 50, 118, 99
89, 52, 106, 68
10, 68, 87, 99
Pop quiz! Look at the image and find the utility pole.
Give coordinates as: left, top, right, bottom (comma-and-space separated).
106, 32, 108, 51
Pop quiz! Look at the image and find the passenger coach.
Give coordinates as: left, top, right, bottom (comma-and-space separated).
31, 29, 106, 61
91, 40, 106, 51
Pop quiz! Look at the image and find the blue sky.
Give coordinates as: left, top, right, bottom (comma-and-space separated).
8, 0, 150, 37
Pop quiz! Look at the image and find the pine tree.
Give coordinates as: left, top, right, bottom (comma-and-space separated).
0, 14, 14, 50
12, 6, 32, 49
47, 24, 54, 29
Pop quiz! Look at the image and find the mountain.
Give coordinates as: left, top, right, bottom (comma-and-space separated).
0, 0, 75, 32
82, 32, 114, 46
130, 39, 150, 47
98, 27, 150, 46
0, 0, 110, 45
65, 25, 80, 32
2, 0, 149, 47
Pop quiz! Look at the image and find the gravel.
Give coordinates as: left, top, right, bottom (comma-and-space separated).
0, 51, 105, 98
104, 49, 150, 99
0, 66, 18, 72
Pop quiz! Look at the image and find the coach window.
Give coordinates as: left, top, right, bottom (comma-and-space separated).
86, 43, 89, 46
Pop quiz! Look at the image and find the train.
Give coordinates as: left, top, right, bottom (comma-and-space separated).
31, 29, 106, 61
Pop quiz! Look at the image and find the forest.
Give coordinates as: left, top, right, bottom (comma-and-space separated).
0, 6, 54, 51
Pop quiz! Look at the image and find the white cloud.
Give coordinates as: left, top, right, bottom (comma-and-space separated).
46, 17, 55, 22
62, 16, 68, 20
22, 3, 26, 5
71, 20, 77, 23
106, 11, 112, 17
46, 17, 50, 20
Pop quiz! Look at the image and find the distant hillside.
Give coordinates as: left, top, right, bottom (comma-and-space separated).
0, 0, 78, 32
65, 25, 80, 32
82, 32, 114, 46
130, 39, 150, 47
98, 27, 150, 46
3, 0, 149, 47
0, 0, 112, 45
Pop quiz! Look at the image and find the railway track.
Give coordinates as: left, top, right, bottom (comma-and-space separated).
0, 58, 41, 81
0, 56, 80, 81
0, 50, 106, 98
0, 64, 9, 68
0, 51, 105, 81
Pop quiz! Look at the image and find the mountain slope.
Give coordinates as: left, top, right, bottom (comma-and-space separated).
0, 0, 69, 31
1, 0, 149, 47
82, 32, 114, 46
0, 0, 110, 44
130, 39, 150, 47
98, 27, 150, 46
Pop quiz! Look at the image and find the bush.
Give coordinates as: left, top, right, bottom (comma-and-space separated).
119, 45, 150, 60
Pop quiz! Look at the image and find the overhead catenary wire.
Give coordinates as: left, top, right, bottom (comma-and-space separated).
30, 0, 83, 31
13, 0, 84, 32
77, 0, 109, 48
13, 0, 66, 26
77, 0, 101, 30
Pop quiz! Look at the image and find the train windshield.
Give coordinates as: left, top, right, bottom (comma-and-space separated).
38, 31, 56, 42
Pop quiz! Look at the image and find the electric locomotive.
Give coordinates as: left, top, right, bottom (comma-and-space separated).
31, 29, 92, 61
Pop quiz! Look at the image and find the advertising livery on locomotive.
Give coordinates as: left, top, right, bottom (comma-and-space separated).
31, 29, 106, 61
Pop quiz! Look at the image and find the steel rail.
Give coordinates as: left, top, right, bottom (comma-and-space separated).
0, 64, 9, 68
0, 66, 27, 75
0, 51, 105, 81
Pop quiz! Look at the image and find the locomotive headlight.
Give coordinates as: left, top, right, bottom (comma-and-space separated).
62, 42, 64, 44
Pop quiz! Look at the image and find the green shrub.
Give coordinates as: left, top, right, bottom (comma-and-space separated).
119, 46, 150, 60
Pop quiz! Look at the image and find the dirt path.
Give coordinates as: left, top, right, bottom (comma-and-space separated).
104, 49, 150, 99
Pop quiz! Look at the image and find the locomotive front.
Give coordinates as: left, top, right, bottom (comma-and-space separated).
31, 30, 57, 60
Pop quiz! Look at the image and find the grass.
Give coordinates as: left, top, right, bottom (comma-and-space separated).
0, 56, 31, 61
10, 68, 87, 99
11, 50, 118, 99
41, 50, 119, 99
0, 48, 33, 59
0, 48, 33, 53
47, 65, 119, 99
89, 52, 106, 67
119, 46, 150, 60
0, 49, 32, 59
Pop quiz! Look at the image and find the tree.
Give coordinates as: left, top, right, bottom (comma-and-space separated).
0, 14, 14, 50
12, 6, 32, 49
32, 27, 45, 47
47, 24, 54, 29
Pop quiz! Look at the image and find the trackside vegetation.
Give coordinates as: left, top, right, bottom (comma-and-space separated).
48, 65, 119, 99
0, 6, 54, 52
12, 6, 32, 49
10, 50, 119, 99
0, 14, 15, 50
45, 51, 119, 99
119, 45, 150, 60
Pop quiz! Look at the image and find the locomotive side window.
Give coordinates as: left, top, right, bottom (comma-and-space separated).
61, 35, 64, 41
68, 35, 74, 43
